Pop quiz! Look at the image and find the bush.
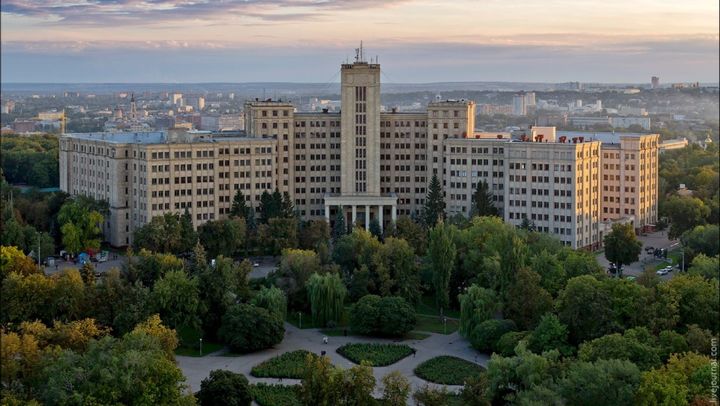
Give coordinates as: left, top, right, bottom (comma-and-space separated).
250, 384, 301, 406
337, 343, 414, 366
218, 304, 284, 353
349, 295, 416, 337
251, 350, 317, 379
495, 331, 529, 357
470, 319, 517, 352
197, 369, 252, 406
414, 356, 485, 385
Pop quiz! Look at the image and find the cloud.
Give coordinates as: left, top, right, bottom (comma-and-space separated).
0, 0, 408, 25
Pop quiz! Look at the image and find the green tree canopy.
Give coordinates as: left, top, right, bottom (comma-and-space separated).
422, 174, 445, 228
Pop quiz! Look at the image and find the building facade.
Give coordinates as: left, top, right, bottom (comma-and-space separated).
59, 58, 659, 249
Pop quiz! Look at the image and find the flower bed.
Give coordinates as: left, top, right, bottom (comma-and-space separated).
251, 350, 317, 379
414, 356, 484, 385
336, 343, 414, 367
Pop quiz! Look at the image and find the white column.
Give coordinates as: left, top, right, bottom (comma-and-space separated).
391, 205, 397, 223
378, 205, 384, 232
365, 205, 370, 230
352, 205, 357, 227
325, 203, 330, 222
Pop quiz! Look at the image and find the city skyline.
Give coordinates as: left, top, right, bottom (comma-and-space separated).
1, 0, 718, 83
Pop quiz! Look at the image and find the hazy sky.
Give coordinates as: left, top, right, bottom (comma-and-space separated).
1, 0, 718, 83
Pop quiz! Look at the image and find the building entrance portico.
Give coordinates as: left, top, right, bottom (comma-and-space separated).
324, 195, 397, 232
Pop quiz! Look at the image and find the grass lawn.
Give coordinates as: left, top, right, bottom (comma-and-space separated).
416, 295, 461, 318
654, 249, 684, 270
251, 350, 317, 379
320, 327, 431, 340
250, 383, 301, 406
174, 326, 223, 357
414, 356, 485, 385
286, 310, 349, 330
337, 343, 414, 367
415, 314, 459, 334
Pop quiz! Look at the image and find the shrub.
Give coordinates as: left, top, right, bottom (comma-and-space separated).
349, 294, 416, 337
337, 343, 413, 366
250, 384, 301, 406
197, 369, 252, 406
413, 384, 451, 406
218, 304, 284, 353
251, 350, 317, 379
414, 356, 485, 385
470, 319, 517, 352
251, 286, 287, 320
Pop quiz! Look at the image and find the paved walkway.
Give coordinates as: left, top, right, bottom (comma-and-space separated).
177, 323, 489, 397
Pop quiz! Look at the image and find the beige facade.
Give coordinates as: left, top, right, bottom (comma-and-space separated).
60, 59, 658, 249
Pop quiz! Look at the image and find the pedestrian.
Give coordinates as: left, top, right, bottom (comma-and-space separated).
323, 336, 328, 345
279, 377, 283, 383
321, 350, 326, 356
412, 348, 416, 358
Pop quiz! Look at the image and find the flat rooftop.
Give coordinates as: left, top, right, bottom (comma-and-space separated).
557, 131, 654, 144
63, 130, 269, 145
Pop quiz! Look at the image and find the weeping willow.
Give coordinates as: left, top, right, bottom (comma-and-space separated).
251, 286, 287, 320
307, 273, 347, 327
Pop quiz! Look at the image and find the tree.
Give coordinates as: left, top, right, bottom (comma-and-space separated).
198, 218, 246, 258
57, 198, 104, 253
306, 272, 346, 327
299, 354, 375, 406
132, 314, 179, 360
382, 371, 411, 406
459, 285, 498, 337
422, 174, 445, 228
259, 190, 278, 222
230, 189, 250, 220
666, 274, 719, 332
562, 250, 603, 279
557, 359, 641, 406
151, 269, 201, 330
636, 352, 713, 405
461, 373, 492, 406
427, 222, 456, 312
368, 218, 382, 240
198, 257, 251, 339
495, 331, 529, 357
251, 286, 287, 320
413, 384, 451, 406
276, 249, 322, 309
266, 218, 298, 254
219, 304, 284, 353
663, 195, 710, 239
332, 211, 346, 241
280, 192, 295, 218
604, 223, 642, 276
1, 245, 40, 281
197, 370, 252, 406
681, 224, 719, 265
133, 212, 195, 254
37, 334, 193, 405
372, 237, 420, 304
470, 319, 517, 352
349, 295, 416, 337
472, 180, 498, 217
687, 254, 719, 279
394, 216, 427, 255
504, 267, 553, 330
527, 314, 572, 356
578, 332, 660, 371
530, 250, 566, 296
299, 220, 330, 251
556, 275, 614, 344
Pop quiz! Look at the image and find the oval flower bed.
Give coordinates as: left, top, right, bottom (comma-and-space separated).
414, 355, 484, 385
336, 343, 414, 367
251, 350, 317, 379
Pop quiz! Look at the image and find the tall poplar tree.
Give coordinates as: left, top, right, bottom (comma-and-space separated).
472, 180, 498, 217
427, 222, 456, 312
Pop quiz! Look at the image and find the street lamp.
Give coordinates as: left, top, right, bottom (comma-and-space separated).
199, 338, 203, 356
298, 312, 302, 329
443, 317, 447, 335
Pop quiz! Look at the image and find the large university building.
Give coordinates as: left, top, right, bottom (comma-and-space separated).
59, 56, 659, 249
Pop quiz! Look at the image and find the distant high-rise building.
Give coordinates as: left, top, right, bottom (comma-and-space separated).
512, 93, 527, 116
172, 93, 183, 106
651, 76, 660, 89
524, 92, 536, 107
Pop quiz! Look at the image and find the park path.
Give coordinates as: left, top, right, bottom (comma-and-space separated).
177, 322, 489, 398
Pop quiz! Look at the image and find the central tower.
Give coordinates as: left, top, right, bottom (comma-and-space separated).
340, 48, 381, 196
325, 45, 397, 231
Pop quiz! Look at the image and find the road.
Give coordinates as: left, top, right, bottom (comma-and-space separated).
595, 230, 680, 281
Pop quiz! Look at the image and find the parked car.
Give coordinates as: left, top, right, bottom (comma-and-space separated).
656, 269, 669, 276
96, 251, 109, 263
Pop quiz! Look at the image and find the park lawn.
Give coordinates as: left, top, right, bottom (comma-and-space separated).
174, 326, 223, 357
414, 356, 485, 385
251, 383, 301, 406
416, 295, 461, 318
337, 343, 414, 367
286, 309, 349, 329
320, 327, 430, 340
654, 249, 683, 270
415, 314, 459, 334
251, 350, 317, 379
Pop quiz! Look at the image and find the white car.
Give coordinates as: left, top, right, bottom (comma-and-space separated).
253, 262, 260, 267
656, 269, 669, 276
